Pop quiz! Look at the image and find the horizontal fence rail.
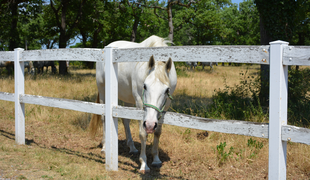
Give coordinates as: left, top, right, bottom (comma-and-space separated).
283, 46, 310, 66
113, 45, 270, 64
113, 106, 310, 145
20, 94, 105, 115
0, 42, 310, 180
0, 51, 13, 61
22, 48, 103, 62
1, 45, 309, 65
0, 92, 14, 102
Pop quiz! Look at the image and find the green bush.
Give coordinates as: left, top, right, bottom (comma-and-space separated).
171, 66, 310, 127
288, 68, 310, 127
206, 69, 267, 122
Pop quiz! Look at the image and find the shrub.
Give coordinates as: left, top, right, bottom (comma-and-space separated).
288, 68, 310, 127
206, 69, 267, 122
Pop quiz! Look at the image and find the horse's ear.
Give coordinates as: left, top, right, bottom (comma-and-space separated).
166, 57, 172, 73
148, 55, 155, 69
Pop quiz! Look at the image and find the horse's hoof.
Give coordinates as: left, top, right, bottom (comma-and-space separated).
151, 162, 162, 168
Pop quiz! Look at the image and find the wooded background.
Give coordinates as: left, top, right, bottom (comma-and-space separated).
1, 0, 309, 54
1, 0, 310, 107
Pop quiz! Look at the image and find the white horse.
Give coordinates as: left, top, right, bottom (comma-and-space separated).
89, 35, 177, 172
201, 62, 218, 70
186, 61, 197, 70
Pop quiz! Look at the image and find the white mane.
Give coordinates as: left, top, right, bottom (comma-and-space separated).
140, 35, 172, 47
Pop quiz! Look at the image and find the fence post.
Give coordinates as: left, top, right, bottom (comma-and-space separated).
14, 48, 25, 145
104, 46, 118, 171
269, 40, 289, 180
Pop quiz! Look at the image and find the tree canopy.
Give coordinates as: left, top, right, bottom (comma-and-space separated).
1, 0, 309, 73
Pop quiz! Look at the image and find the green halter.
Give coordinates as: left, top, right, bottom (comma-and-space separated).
142, 88, 173, 120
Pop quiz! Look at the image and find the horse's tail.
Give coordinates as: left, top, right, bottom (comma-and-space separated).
89, 92, 102, 138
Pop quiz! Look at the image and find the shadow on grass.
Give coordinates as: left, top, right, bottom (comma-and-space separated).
169, 93, 213, 118
0, 128, 182, 179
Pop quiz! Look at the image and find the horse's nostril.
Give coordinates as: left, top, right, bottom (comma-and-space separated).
143, 121, 146, 128
153, 122, 158, 130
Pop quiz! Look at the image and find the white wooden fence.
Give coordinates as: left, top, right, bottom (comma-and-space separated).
1, 41, 310, 179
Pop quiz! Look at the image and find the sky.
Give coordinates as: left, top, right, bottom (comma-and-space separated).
232, 0, 244, 4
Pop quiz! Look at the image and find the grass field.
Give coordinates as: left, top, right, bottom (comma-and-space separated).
1, 64, 310, 179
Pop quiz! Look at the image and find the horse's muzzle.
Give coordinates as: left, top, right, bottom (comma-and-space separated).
143, 121, 157, 134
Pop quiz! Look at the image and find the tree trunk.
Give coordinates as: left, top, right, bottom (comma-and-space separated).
131, 14, 140, 42
9, 2, 19, 51
85, 24, 103, 69
58, 1, 68, 75
81, 30, 87, 47
167, 0, 173, 42
259, 15, 272, 106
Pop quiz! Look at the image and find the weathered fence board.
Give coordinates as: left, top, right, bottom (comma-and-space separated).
0, 51, 13, 62
0, 92, 14, 102
20, 94, 105, 115
283, 46, 310, 66
22, 48, 103, 62
113, 106, 310, 145
282, 125, 310, 145
113, 45, 270, 64
113, 105, 269, 138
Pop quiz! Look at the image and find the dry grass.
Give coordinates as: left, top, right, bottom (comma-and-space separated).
0, 65, 310, 179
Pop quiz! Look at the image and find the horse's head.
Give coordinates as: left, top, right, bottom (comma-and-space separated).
142, 55, 173, 134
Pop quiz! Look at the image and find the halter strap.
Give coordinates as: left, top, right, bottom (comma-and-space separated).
142, 88, 173, 118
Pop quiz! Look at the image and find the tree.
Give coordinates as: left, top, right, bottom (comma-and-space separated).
0, 0, 44, 51
219, 0, 260, 45
49, 0, 87, 74
255, 0, 310, 105
136, 0, 198, 42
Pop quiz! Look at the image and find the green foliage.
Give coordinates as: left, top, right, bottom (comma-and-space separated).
255, 0, 310, 44
247, 138, 263, 159
215, 142, 234, 166
0, 0, 44, 50
288, 68, 310, 127
214, 139, 264, 166
182, 128, 192, 142
206, 69, 267, 122
219, 0, 260, 45
175, 66, 189, 77
247, 138, 263, 149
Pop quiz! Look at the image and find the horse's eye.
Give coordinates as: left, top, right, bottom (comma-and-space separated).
166, 88, 170, 94
144, 84, 147, 90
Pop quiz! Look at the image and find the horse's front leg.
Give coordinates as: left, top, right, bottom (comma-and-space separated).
139, 121, 150, 173
151, 123, 162, 168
